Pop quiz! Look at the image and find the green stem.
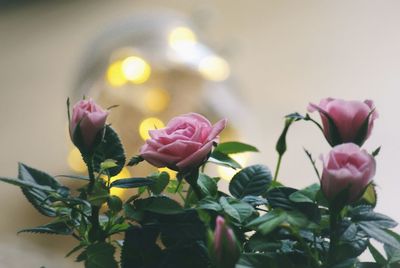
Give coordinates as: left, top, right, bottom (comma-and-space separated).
328, 209, 340, 266
87, 156, 104, 242
273, 154, 283, 183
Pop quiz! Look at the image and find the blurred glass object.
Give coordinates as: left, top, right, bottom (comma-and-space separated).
71, 10, 253, 182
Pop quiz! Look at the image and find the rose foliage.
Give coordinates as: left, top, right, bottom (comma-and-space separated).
0, 97, 399, 268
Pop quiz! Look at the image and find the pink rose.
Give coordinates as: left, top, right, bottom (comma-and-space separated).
321, 143, 376, 204
213, 216, 240, 268
70, 98, 108, 151
308, 98, 378, 146
140, 113, 227, 171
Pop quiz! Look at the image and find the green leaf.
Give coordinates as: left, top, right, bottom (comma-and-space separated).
84, 243, 118, 268
208, 151, 241, 169
18, 221, 73, 235
121, 226, 162, 268
372, 146, 381, 157
18, 163, 62, 217
368, 242, 387, 264
100, 159, 118, 170
110, 178, 155, 188
359, 222, 400, 248
197, 197, 222, 212
127, 155, 144, 166
351, 206, 398, 229
197, 173, 217, 197
149, 172, 169, 195
276, 117, 296, 156
215, 141, 258, 154
247, 209, 287, 235
219, 196, 241, 222
356, 184, 377, 208
229, 165, 272, 198
241, 195, 268, 207
92, 125, 126, 177
134, 196, 183, 215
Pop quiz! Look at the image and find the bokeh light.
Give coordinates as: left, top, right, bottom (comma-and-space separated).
139, 117, 165, 140
67, 147, 87, 173
106, 60, 126, 87
121, 56, 151, 84
168, 26, 197, 50
144, 88, 170, 113
198, 55, 230, 81
217, 153, 249, 181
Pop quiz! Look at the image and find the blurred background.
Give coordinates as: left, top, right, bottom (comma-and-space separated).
1, 0, 400, 267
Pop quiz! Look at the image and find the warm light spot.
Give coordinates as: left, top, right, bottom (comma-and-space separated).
122, 56, 151, 84
168, 27, 197, 50
67, 148, 87, 173
144, 88, 170, 113
106, 60, 126, 87
158, 167, 177, 179
198, 56, 230, 81
107, 168, 132, 199
139, 117, 165, 140
218, 153, 249, 181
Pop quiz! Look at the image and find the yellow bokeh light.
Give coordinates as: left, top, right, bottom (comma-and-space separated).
198, 56, 230, 81
122, 56, 151, 84
144, 88, 171, 113
158, 167, 177, 179
106, 60, 127, 87
218, 153, 249, 181
139, 117, 165, 140
67, 148, 87, 173
168, 27, 197, 49
107, 167, 132, 199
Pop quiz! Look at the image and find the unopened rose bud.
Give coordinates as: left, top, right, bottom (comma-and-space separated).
69, 98, 108, 152
308, 98, 378, 147
213, 216, 240, 268
321, 143, 376, 205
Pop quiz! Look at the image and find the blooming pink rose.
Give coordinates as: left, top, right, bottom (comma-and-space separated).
308, 98, 378, 146
321, 143, 376, 204
213, 216, 240, 268
70, 98, 108, 151
140, 113, 227, 171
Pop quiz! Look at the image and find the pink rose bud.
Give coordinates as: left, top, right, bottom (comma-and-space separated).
140, 113, 227, 171
213, 216, 240, 268
321, 143, 376, 204
308, 98, 378, 146
70, 98, 108, 151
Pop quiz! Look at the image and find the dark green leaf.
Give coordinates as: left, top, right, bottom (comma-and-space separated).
372, 146, 381, 157
276, 117, 296, 156
229, 165, 272, 198
208, 151, 241, 169
18, 221, 73, 235
121, 226, 161, 268
149, 172, 169, 195
247, 209, 287, 235
197, 173, 217, 197
134, 196, 183, 215
127, 155, 144, 166
18, 163, 62, 217
241, 195, 268, 207
110, 178, 155, 188
215, 141, 258, 154
351, 206, 398, 229
85, 242, 118, 268
197, 197, 222, 212
359, 222, 400, 248
92, 126, 125, 177
368, 242, 387, 264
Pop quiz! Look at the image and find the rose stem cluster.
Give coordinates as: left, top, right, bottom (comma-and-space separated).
308, 98, 378, 265
69, 98, 109, 242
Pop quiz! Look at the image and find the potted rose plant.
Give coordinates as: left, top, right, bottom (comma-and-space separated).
0, 97, 399, 268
